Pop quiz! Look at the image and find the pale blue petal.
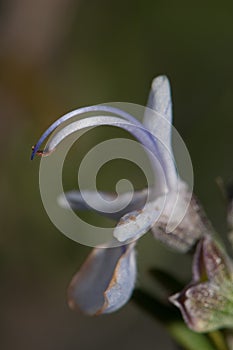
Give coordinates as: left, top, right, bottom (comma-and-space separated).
103, 243, 137, 313
146, 75, 172, 123
67, 243, 136, 315
58, 189, 147, 220
144, 75, 178, 189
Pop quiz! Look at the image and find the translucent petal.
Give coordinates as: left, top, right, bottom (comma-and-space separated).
67, 243, 136, 315
146, 75, 172, 123
143, 76, 204, 251
144, 75, 177, 189
58, 189, 148, 220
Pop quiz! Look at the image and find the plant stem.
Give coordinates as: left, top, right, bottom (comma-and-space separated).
208, 331, 229, 350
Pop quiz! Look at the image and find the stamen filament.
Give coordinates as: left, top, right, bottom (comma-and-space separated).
31, 105, 158, 160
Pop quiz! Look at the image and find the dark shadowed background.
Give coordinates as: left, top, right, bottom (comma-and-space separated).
1, 1, 233, 349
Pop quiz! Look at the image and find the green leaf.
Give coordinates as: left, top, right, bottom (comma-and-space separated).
208, 331, 229, 350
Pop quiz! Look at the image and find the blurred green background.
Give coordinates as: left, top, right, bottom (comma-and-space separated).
1, 0, 233, 349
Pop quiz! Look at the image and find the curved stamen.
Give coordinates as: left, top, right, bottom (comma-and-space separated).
42, 115, 166, 192
31, 105, 158, 160
45, 116, 157, 158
